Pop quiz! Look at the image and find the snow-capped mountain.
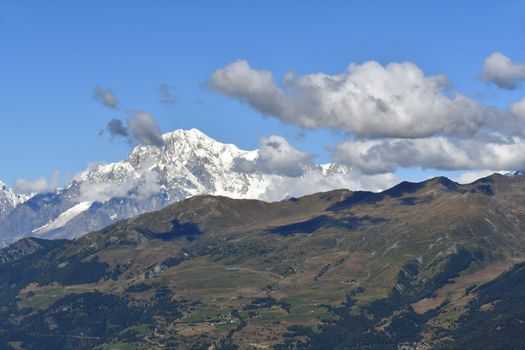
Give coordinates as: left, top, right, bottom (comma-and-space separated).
0, 181, 29, 217
75, 128, 267, 202
0, 129, 394, 245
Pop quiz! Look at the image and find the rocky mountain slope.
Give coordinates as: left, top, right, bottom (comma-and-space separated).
0, 237, 63, 265
0, 174, 525, 349
0, 129, 381, 245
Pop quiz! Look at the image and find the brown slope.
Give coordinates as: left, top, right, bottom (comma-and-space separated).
7, 174, 525, 349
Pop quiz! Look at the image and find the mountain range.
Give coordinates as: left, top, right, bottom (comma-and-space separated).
0, 129, 383, 246
1, 173, 525, 349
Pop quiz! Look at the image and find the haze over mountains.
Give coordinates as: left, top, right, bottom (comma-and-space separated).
0, 129, 396, 245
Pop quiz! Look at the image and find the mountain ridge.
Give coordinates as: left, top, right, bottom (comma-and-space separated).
0, 128, 371, 245
1, 128, 523, 249
1, 174, 525, 348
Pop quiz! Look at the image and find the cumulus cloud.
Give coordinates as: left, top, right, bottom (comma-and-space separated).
157, 83, 177, 105
211, 59, 511, 139
14, 171, 60, 194
93, 86, 119, 109
210, 60, 285, 117
77, 182, 130, 203
211, 58, 525, 178
332, 137, 525, 174
509, 97, 525, 120
232, 136, 312, 177
481, 52, 525, 90
103, 112, 164, 147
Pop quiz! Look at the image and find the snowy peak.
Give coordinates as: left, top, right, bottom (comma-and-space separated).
1, 128, 385, 244
71, 128, 359, 205
319, 163, 352, 176
163, 128, 220, 144
127, 128, 249, 169
74, 129, 262, 201
0, 181, 29, 217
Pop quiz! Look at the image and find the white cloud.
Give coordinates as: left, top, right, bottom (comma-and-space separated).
14, 171, 60, 194
77, 162, 161, 203
481, 52, 525, 90
211, 59, 525, 175
77, 181, 130, 202
233, 135, 312, 177
77, 173, 161, 203
211, 59, 509, 138
332, 137, 525, 174
210, 60, 285, 117
510, 96, 525, 120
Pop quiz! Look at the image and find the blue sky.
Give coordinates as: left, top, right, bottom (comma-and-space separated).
2, 1, 525, 187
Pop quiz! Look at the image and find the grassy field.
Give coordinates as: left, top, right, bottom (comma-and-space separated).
17, 284, 89, 309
